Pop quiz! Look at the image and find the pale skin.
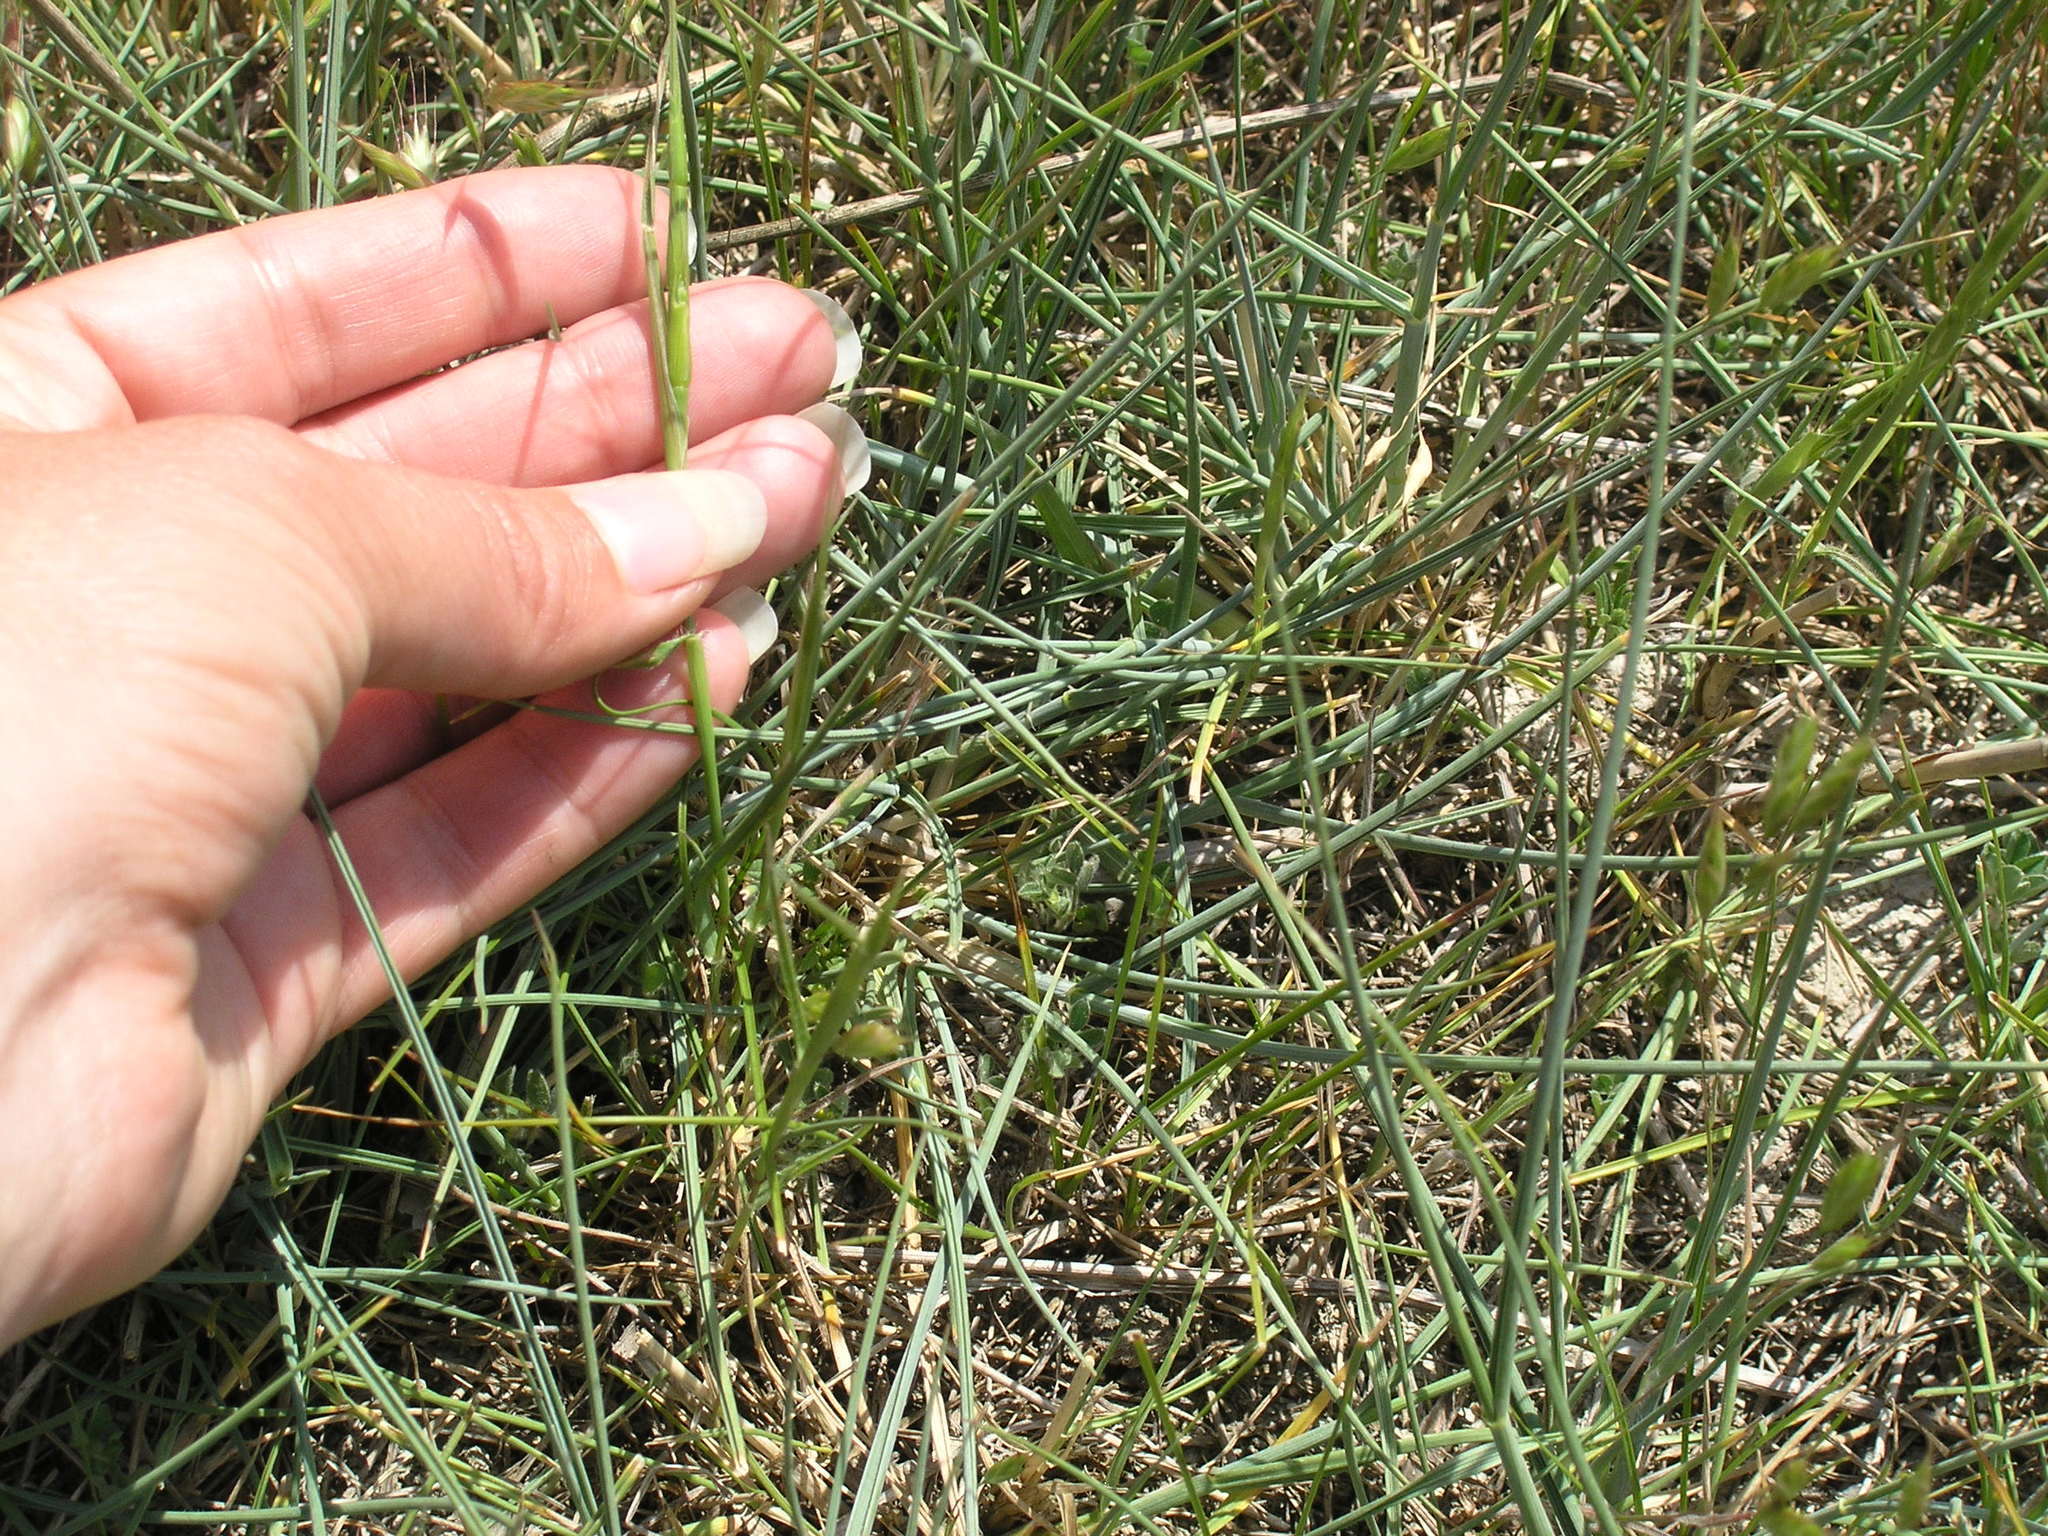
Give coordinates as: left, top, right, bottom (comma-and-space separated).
0, 167, 851, 1346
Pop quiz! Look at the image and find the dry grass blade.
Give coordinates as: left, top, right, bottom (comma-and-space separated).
7, 4, 2048, 1535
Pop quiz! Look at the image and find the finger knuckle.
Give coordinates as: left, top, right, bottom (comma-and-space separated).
468, 487, 594, 650
179, 412, 309, 472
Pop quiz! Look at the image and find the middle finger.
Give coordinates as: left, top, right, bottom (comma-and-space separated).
298, 276, 857, 485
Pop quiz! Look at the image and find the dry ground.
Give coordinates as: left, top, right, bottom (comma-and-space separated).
6, 1, 2048, 1532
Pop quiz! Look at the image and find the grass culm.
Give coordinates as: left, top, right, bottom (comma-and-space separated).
7, 1, 2048, 1531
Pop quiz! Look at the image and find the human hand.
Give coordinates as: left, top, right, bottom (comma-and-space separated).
0, 167, 864, 1345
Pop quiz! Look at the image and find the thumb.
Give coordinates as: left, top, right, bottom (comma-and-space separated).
302, 437, 794, 698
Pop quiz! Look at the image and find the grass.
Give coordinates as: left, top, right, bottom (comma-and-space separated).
8, 0, 2048, 1530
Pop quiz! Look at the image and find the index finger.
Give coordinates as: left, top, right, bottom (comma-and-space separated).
0, 166, 659, 431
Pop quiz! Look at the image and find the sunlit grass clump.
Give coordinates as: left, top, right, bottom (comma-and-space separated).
5, 2, 2048, 1533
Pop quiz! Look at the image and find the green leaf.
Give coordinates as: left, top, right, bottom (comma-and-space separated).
1766, 1458, 1814, 1506
352, 134, 431, 189
1385, 122, 1460, 174
1693, 813, 1728, 920
1760, 716, 1820, 838
1017, 841, 1090, 929
1785, 736, 1874, 833
1707, 225, 1744, 317
1033, 479, 1109, 572
834, 1019, 906, 1062
759, 882, 908, 1180
1761, 1458, 1826, 1531
1917, 512, 1989, 588
2, 93, 38, 180
1983, 828, 2048, 908
488, 79, 605, 114
260, 1120, 294, 1196
1252, 393, 1311, 618
1894, 1456, 1933, 1531
1761, 1507, 1825, 1536
983, 1452, 1031, 1483
1753, 427, 1831, 503
1819, 1151, 1880, 1232
1760, 242, 1842, 314
1813, 1230, 1873, 1272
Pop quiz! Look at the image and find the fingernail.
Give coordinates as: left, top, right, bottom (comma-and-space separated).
710, 588, 778, 665
797, 401, 872, 499
801, 288, 863, 390
572, 470, 768, 595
